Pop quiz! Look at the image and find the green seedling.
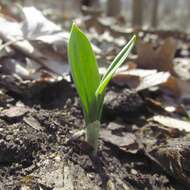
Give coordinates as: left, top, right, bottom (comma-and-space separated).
68, 23, 136, 154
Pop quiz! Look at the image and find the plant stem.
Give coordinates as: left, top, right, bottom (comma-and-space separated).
86, 120, 100, 155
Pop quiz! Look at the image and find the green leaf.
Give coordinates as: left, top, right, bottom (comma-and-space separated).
96, 35, 136, 96
68, 23, 101, 117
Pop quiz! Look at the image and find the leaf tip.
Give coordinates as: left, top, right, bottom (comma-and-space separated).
71, 22, 81, 33
132, 34, 137, 43
133, 35, 139, 45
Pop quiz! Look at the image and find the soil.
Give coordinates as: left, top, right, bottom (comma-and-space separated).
0, 76, 189, 190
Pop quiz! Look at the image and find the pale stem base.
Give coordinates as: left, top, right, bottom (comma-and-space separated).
86, 120, 100, 155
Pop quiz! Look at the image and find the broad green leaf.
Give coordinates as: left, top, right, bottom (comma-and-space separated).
68, 23, 101, 116
96, 35, 136, 96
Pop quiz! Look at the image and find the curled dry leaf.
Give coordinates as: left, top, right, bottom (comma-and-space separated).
0, 7, 69, 80
21, 7, 61, 39
21, 7, 69, 57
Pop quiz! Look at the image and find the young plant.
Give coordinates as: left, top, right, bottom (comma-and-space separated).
68, 23, 136, 154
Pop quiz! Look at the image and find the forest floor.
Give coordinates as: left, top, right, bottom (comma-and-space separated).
0, 3, 190, 190
0, 77, 189, 190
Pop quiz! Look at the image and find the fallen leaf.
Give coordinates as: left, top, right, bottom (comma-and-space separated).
139, 123, 190, 187
1, 106, 28, 118
176, 79, 190, 104
174, 58, 190, 80
146, 97, 187, 116
21, 7, 61, 39
113, 74, 140, 88
23, 116, 43, 131
0, 7, 69, 80
113, 68, 170, 91
151, 115, 190, 132
160, 76, 181, 98
100, 122, 139, 153
136, 38, 176, 73
136, 71, 170, 91
161, 77, 190, 105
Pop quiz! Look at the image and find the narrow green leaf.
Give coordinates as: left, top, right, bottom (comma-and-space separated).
68, 23, 101, 116
96, 35, 136, 96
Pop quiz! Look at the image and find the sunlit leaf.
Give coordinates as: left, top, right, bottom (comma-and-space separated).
68, 23, 101, 116
68, 23, 136, 153
96, 35, 136, 96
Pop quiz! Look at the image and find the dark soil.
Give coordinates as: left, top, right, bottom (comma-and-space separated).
0, 76, 189, 190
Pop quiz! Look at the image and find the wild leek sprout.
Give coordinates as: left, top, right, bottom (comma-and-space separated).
68, 23, 136, 154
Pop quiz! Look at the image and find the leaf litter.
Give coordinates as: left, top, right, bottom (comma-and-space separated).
0, 4, 190, 190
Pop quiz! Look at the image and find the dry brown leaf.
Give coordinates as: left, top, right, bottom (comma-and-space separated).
160, 76, 181, 97
113, 74, 140, 88
161, 77, 190, 104
136, 38, 176, 73
136, 38, 190, 104
176, 79, 190, 104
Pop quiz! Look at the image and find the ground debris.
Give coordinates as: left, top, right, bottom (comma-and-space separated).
1, 106, 28, 119
101, 122, 139, 154
138, 123, 190, 188
151, 115, 190, 132
104, 87, 145, 120
0, 3, 190, 190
